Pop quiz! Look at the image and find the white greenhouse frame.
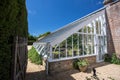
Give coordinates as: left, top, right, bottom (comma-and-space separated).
33, 7, 108, 74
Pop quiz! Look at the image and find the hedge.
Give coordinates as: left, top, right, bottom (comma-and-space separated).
0, 0, 28, 80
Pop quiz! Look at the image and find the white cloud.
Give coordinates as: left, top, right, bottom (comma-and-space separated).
96, 1, 102, 5
28, 9, 37, 15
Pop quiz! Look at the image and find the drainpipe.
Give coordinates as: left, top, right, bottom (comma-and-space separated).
46, 43, 51, 75
46, 58, 49, 75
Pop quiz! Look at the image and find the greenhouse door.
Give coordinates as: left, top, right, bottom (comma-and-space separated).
96, 36, 104, 62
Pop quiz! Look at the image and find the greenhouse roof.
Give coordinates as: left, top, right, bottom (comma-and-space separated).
35, 7, 105, 46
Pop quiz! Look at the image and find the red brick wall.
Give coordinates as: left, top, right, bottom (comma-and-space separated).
106, 1, 120, 57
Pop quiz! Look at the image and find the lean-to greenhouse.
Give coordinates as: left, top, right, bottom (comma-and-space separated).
33, 0, 120, 73
33, 7, 107, 74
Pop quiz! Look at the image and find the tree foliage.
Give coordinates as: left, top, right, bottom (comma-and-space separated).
28, 33, 37, 45
28, 32, 51, 45
38, 32, 51, 38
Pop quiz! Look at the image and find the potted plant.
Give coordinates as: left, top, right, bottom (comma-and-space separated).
77, 59, 88, 72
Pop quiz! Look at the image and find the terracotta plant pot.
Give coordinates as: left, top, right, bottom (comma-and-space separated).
79, 66, 87, 72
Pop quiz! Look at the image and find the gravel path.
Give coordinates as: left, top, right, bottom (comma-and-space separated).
27, 45, 32, 50
26, 46, 120, 80
26, 60, 120, 80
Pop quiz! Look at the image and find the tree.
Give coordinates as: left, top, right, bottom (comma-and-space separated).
38, 32, 51, 38
28, 33, 37, 45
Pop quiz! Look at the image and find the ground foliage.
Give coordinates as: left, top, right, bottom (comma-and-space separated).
104, 53, 120, 65
28, 47, 42, 65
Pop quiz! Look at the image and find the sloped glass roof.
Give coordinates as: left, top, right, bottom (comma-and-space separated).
34, 7, 105, 46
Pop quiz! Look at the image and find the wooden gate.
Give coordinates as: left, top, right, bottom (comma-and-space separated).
11, 36, 28, 80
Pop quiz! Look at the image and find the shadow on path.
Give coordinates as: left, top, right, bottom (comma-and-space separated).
26, 62, 111, 80
25, 69, 78, 80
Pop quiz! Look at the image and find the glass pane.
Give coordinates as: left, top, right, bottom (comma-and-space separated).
52, 45, 59, 59
87, 35, 91, 54
67, 35, 72, 57
83, 26, 87, 33
91, 22, 94, 34
91, 35, 94, 54
38, 45, 42, 51
73, 33, 78, 56
87, 45, 91, 54
78, 28, 82, 32
60, 40, 66, 58
104, 36, 107, 53
96, 21, 99, 34
98, 19, 101, 34
87, 26, 91, 33
101, 19, 104, 35
79, 34, 83, 55
84, 34, 87, 55
87, 35, 91, 43
84, 44, 87, 55
47, 46, 50, 58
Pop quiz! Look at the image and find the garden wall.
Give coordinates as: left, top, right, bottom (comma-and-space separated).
48, 55, 96, 74
106, 1, 120, 58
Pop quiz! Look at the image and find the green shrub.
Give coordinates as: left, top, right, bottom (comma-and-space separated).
111, 53, 120, 65
104, 53, 120, 65
28, 40, 34, 45
104, 54, 111, 62
73, 59, 79, 69
28, 47, 42, 65
77, 59, 88, 67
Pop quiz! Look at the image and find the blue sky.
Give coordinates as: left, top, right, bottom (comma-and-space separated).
26, 0, 104, 36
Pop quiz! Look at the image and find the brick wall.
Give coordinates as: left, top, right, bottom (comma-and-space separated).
106, 1, 120, 57
48, 56, 96, 74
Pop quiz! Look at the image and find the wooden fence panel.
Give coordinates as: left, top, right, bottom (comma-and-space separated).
11, 36, 27, 80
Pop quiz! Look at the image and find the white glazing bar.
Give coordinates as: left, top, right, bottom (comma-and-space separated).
66, 39, 67, 58
91, 23, 93, 54
99, 17, 101, 35
50, 45, 52, 60
100, 16, 104, 35
48, 54, 97, 62
103, 15, 106, 35
82, 28, 84, 55
92, 21, 94, 54
36, 45, 39, 50
36, 45, 40, 52
99, 16, 102, 35
93, 20, 97, 55
86, 32, 88, 55
78, 33, 79, 56
90, 23, 93, 54
103, 14, 107, 53
38, 45, 41, 52
72, 34, 73, 57
98, 17, 100, 35
101, 16, 104, 35
59, 44, 60, 58
40, 46, 45, 55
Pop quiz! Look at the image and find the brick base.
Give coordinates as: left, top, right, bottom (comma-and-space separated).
48, 56, 96, 74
